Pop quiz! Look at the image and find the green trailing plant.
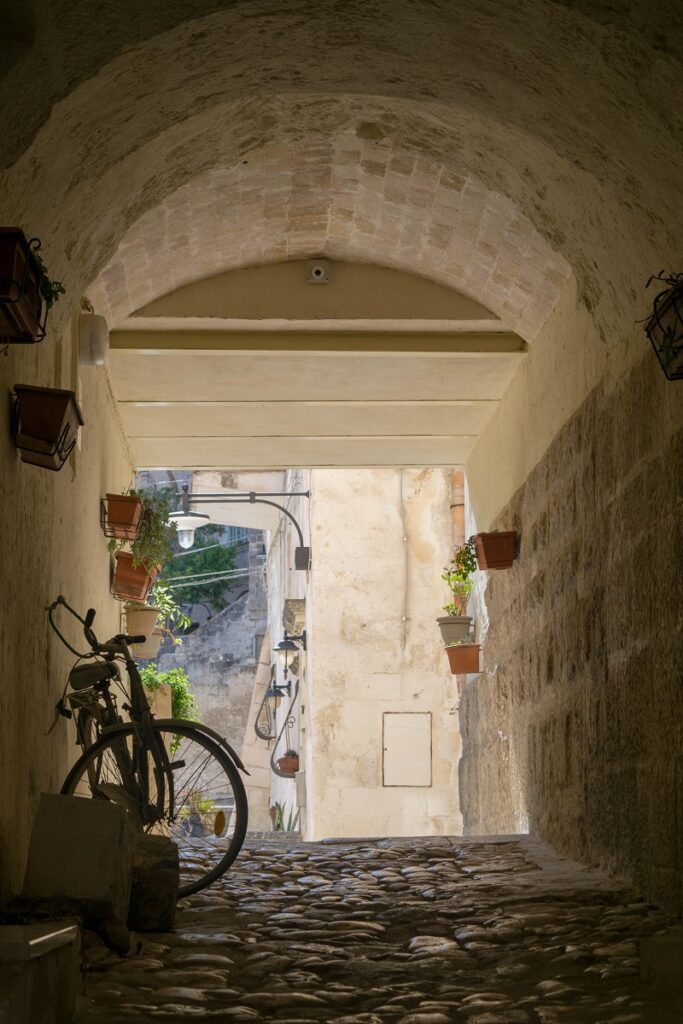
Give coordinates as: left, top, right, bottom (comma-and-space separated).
147, 578, 192, 645
140, 665, 201, 752
29, 240, 65, 309
441, 538, 477, 616
108, 487, 177, 569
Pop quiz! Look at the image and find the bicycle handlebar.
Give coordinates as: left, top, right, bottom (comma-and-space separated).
48, 595, 149, 657
47, 595, 101, 657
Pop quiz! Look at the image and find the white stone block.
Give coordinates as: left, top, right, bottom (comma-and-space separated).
22, 794, 134, 941
0, 922, 79, 1024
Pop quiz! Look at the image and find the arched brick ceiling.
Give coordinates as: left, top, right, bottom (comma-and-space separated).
0, 1, 680, 343
87, 101, 571, 338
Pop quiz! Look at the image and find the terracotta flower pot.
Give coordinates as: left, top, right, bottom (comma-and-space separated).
437, 615, 473, 645
111, 551, 158, 603
277, 755, 300, 776
446, 643, 481, 674
473, 531, 518, 570
101, 493, 144, 540
13, 384, 84, 471
0, 229, 45, 343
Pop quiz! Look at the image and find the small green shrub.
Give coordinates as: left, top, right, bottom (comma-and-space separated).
441, 537, 477, 616
140, 666, 201, 752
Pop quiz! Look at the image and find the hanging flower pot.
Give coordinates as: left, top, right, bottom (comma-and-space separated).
125, 603, 164, 660
0, 229, 64, 343
437, 615, 473, 645
473, 531, 518, 570
445, 643, 481, 674
101, 493, 144, 541
277, 751, 300, 776
12, 384, 84, 471
111, 551, 158, 603
124, 603, 161, 638
644, 272, 683, 380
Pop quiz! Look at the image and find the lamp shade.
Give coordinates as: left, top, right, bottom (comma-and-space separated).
273, 636, 298, 670
168, 510, 210, 549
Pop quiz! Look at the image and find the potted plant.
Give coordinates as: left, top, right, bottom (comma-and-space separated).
277, 750, 300, 775
124, 602, 163, 658
12, 384, 83, 470
109, 488, 177, 602
473, 531, 518, 570
445, 634, 481, 675
146, 578, 192, 646
101, 492, 145, 540
111, 551, 158, 602
643, 271, 683, 380
0, 229, 65, 343
438, 538, 476, 644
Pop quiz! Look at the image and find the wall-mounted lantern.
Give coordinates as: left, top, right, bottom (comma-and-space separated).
273, 630, 306, 678
168, 484, 311, 568
644, 271, 683, 380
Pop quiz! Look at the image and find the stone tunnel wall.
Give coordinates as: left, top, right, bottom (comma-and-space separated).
461, 340, 683, 916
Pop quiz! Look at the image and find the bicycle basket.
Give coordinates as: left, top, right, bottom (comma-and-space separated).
69, 661, 117, 690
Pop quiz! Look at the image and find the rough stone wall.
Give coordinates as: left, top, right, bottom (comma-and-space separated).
157, 550, 267, 761
461, 350, 683, 914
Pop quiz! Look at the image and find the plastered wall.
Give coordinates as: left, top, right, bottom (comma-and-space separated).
0, 319, 133, 899
306, 468, 462, 840
463, 286, 683, 914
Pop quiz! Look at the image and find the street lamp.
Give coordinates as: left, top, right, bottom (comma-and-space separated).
273, 630, 306, 677
168, 509, 211, 549
169, 484, 311, 569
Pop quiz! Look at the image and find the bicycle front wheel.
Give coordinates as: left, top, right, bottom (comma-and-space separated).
61, 722, 248, 897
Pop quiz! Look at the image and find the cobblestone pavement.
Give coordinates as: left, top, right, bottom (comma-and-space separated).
76, 835, 681, 1023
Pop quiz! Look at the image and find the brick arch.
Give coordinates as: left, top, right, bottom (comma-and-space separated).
88, 105, 571, 339
0, 2, 679, 344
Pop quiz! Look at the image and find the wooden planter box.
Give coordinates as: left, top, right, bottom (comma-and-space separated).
101, 493, 144, 540
446, 643, 480, 674
277, 755, 299, 776
13, 385, 83, 471
111, 552, 157, 603
0, 229, 46, 343
473, 531, 518, 570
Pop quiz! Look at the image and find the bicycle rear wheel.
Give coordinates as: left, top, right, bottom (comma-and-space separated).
61, 722, 248, 897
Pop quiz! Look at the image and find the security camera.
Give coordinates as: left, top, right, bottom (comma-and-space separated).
306, 259, 330, 284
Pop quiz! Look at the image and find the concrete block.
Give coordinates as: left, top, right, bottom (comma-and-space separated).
0, 922, 79, 1024
128, 833, 179, 932
21, 794, 135, 952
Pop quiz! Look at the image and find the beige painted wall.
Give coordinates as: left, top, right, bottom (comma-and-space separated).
305, 468, 462, 840
0, 316, 133, 899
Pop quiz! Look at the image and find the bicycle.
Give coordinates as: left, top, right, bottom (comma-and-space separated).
48, 595, 249, 897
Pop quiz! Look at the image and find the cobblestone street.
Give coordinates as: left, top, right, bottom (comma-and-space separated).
76, 836, 680, 1023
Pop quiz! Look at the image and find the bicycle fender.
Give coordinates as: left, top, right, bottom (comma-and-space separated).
98, 719, 251, 775
153, 718, 251, 776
